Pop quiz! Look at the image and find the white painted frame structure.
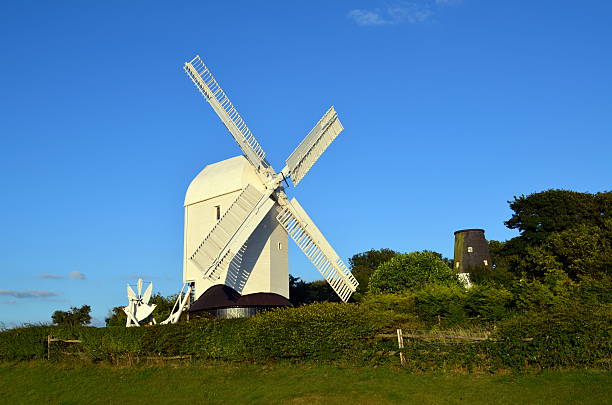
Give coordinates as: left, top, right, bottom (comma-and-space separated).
162, 55, 359, 323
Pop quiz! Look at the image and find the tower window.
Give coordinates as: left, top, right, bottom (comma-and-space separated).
215, 205, 221, 220
467, 246, 473, 253
278, 242, 283, 250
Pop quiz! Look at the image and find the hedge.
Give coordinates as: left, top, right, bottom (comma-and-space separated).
1, 301, 610, 371
0, 303, 386, 363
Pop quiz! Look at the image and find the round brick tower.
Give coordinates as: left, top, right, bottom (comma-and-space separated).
453, 229, 492, 274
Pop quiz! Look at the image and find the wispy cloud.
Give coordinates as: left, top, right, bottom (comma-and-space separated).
69, 271, 86, 280
0, 290, 58, 299
1, 301, 17, 305
38, 273, 64, 279
436, 0, 462, 5
348, 2, 431, 26
36, 271, 86, 280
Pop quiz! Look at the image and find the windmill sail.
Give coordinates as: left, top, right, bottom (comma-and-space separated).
276, 198, 358, 302
284, 107, 344, 186
185, 56, 271, 175
124, 279, 157, 327
190, 184, 275, 280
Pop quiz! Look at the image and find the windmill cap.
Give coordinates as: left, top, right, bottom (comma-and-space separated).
184, 155, 264, 207
454, 228, 485, 235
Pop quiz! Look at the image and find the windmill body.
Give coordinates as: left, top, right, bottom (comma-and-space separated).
184, 156, 288, 300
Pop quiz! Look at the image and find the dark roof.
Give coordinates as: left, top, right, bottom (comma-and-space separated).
453, 228, 485, 235
188, 285, 292, 313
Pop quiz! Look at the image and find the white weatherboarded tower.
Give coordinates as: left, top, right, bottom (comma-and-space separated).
162, 55, 358, 322
184, 156, 289, 299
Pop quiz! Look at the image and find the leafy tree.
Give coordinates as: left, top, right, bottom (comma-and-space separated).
518, 221, 612, 279
422, 250, 454, 269
289, 275, 339, 306
491, 190, 612, 279
369, 251, 459, 294
505, 189, 612, 245
52, 305, 92, 326
105, 306, 127, 327
348, 249, 399, 296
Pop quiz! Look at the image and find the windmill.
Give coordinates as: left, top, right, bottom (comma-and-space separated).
162, 55, 358, 321
124, 279, 156, 327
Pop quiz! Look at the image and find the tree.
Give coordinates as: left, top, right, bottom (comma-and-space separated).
491, 190, 612, 279
518, 221, 612, 280
348, 248, 399, 296
52, 305, 92, 326
289, 275, 339, 306
105, 306, 127, 327
422, 250, 454, 269
505, 189, 612, 245
369, 251, 458, 294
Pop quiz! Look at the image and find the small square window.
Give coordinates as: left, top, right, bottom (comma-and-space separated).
467, 246, 473, 253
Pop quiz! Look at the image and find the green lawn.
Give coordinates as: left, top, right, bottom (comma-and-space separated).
0, 362, 609, 405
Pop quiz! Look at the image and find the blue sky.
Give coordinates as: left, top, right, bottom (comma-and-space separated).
1, 1, 610, 327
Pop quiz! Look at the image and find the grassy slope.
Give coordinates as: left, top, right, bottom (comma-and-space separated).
0, 362, 610, 405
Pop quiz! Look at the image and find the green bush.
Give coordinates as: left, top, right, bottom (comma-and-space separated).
467, 264, 516, 287
0, 325, 53, 361
575, 275, 612, 304
465, 285, 513, 320
495, 304, 612, 370
511, 272, 575, 313
369, 251, 458, 294
414, 284, 467, 323
243, 303, 379, 360
360, 293, 415, 314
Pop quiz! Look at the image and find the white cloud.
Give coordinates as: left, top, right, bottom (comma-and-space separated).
348, 3, 431, 26
37, 273, 64, 279
0, 290, 58, 299
347, 9, 390, 26
69, 271, 86, 280
436, 0, 462, 5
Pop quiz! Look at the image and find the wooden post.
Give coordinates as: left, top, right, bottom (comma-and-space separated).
47, 335, 51, 361
396, 328, 405, 366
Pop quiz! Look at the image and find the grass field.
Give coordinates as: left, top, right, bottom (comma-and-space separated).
0, 362, 610, 405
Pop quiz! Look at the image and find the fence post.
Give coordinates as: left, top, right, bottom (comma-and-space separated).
47, 335, 51, 361
396, 328, 405, 366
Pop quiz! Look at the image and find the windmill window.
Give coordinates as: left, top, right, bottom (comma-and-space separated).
278, 242, 283, 250
483, 259, 488, 266
467, 246, 473, 253
215, 205, 221, 220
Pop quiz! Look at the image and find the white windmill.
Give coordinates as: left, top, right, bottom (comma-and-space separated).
161, 55, 359, 321
124, 279, 157, 327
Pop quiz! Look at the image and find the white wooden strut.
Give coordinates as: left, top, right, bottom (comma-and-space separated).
276, 197, 358, 302
283, 106, 344, 186
184, 56, 275, 184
